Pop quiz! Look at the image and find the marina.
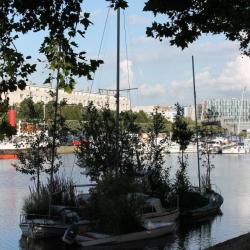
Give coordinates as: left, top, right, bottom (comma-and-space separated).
1, 154, 250, 249
1, 1, 250, 250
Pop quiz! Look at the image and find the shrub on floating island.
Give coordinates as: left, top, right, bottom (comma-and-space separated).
22, 176, 77, 216
86, 175, 145, 235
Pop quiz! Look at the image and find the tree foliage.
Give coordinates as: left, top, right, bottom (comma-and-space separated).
61, 103, 85, 121
143, 112, 171, 205
144, 0, 250, 56
135, 110, 150, 124
172, 103, 192, 194
106, 0, 128, 10
76, 102, 144, 182
172, 103, 193, 154
0, 0, 103, 138
87, 175, 143, 234
13, 129, 61, 194
17, 98, 44, 122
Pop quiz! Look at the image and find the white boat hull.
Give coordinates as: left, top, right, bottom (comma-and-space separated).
20, 218, 90, 239
142, 209, 179, 224
20, 223, 70, 239
76, 222, 176, 247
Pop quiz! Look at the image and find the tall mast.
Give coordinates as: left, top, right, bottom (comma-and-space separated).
238, 87, 246, 135
115, 7, 120, 170
192, 55, 201, 192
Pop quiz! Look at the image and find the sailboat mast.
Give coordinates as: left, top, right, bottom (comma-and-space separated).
115, 7, 120, 170
237, 87, 246, 135
192, 55, 201, 191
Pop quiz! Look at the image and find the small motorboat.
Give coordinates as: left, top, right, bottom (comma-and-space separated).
62, 221, 176, 246
20, 206, 90, 239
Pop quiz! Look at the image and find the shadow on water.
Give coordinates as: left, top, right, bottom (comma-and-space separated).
167, 214, 222, 250
19, 234, 176, 250
19, 214, 222, 250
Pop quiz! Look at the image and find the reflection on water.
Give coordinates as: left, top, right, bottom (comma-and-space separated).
1, 154, 250, 249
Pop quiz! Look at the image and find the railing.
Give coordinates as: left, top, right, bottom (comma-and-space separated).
210, 183, 222, 195
20, 213, 61, 225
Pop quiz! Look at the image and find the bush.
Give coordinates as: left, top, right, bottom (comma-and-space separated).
86, 175, 145, 234
22, 176, 77, 216
179, 191, 209, 211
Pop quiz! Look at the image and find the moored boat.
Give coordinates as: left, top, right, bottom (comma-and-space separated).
181, 190, 223, 219
142, 197, 179, 223
62, 221, 176, 246
20, 206, 90, 239
222, 142, 249, 154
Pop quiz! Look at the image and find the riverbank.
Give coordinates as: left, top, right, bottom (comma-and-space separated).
207, 233, 250, 250
57, 145, 77, 154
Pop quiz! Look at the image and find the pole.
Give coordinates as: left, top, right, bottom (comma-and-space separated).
44, 103, 46, 127
115, 7, 120, 172
192, 55, 201, 192
238, 87, 246, 135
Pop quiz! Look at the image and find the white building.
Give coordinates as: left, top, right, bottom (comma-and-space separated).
132, 105, 176, 122
7, 83, 130, 111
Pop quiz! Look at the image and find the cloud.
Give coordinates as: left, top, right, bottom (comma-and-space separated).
90, 9, 106, 19
169, 55, 250, 103
120, 59, 134, 88
193, 55, 250, 92
139, 83, 167, 98
120, 59, 166, 100
215, 55, 250, 91
127, 15, 149, 25
131, 37, 239, 63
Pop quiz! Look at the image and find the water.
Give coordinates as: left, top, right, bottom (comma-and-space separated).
1, 154, 250, 250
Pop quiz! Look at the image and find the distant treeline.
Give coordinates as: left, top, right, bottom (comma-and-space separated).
14, 97, 225, 135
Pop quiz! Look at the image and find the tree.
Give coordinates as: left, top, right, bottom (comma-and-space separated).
172, 103, 194, 163
76, 102, 144, 182
61, 103, 84, 121
143, 0, 250, 56
199, 109, 223, 190
12, 129, 61, 194
76, 102, 147, 234
17, 98, 43, 122
0, 1, 103, 138
143, 111, 171, 205
199, 125, 216, 191
172, 103, 193, 194
106, 0, 128, 9
135, 110, 150, 124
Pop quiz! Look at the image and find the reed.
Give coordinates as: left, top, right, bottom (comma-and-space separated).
23, 175, 77, 215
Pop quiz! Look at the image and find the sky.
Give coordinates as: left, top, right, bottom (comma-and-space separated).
15, 0, 250, 107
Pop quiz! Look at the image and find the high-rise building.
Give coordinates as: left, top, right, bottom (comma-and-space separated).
201, 98, 250, 132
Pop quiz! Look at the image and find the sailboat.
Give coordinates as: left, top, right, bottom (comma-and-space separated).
62, 6, 176, 246
181, 56, 223, 219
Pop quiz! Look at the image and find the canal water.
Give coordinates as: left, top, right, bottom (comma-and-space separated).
1, 154, 250, 250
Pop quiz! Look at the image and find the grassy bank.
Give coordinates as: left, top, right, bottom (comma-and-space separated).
57, 146, 77, 154
207, 233, 250, 250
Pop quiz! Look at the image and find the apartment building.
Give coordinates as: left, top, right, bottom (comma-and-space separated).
7, 83, 130, 111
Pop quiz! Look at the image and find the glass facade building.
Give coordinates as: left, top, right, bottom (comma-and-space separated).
203, 98, 250, 132
205, 98, 250, 122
